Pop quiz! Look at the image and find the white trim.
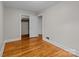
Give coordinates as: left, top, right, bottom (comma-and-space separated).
0, 41, 5, 57
0, 37, 21, 56
43, 38, 79, 56
4, 37, 21, 43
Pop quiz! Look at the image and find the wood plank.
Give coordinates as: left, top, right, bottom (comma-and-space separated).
3, 36, 76, 57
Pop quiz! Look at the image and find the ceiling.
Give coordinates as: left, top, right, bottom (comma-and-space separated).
3, 1, 58, 13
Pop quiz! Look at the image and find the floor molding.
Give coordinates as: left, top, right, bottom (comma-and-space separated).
0, 37, 21, 56
4, 37, 21, 43
0, 41, 5, 57
43, 38, 79, 57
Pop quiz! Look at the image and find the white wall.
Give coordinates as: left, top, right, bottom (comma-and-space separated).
21, 22, 28, 35
40, 2, 79, 51
4, 7, 38, 42
0, 2, 3, 51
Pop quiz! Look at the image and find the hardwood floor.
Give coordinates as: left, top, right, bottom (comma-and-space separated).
3, 36, 76, 57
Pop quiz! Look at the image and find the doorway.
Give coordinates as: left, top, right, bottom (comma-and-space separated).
21, 15, 29, 40
38, 16, 42, 37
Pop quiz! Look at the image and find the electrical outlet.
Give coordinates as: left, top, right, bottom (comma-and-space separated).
46, 37, 50, 40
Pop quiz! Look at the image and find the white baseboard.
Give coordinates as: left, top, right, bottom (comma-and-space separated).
0, 37, 21, 57
43, 38, 79, 57
0, 41, 5, 57
4, 37, 21, 43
